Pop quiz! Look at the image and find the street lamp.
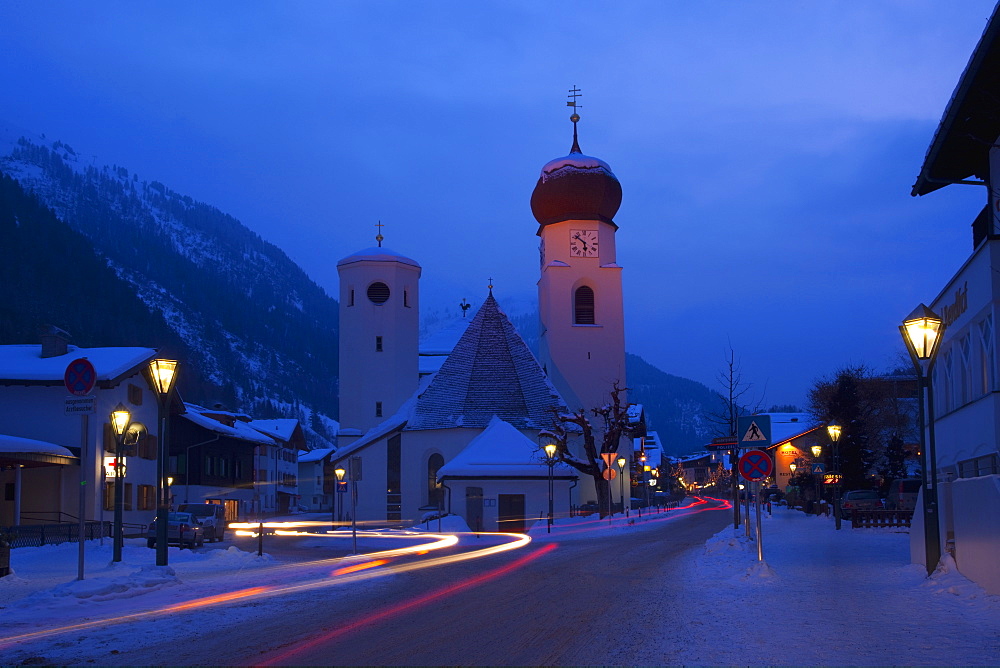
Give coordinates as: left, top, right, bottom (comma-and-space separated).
543, 443, 557, 533
826, 421, 843, 529
788, 461, 797, 473
617, 456, 627, 517
900, 303, 945, 575
148, 358, 179, 567
811, 444, 823, 459
109, 403, 131, 563
334, 467, 346, 525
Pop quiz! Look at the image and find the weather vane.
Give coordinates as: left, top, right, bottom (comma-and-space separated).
566, 85, 582, 152
460, 298, 470, 318
375, 220, 384, 248
566, 85, 583, 121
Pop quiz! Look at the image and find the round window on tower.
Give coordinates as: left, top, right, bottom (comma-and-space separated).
367, 282, 390, 304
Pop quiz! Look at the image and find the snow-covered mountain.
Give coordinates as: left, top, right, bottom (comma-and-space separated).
0, 124, 338, 447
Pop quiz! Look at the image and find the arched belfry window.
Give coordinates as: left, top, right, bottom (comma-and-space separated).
574, 286, 595, 324
427, 453, 445, 508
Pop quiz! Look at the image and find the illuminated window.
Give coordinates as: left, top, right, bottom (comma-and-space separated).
574, 286, 595, 324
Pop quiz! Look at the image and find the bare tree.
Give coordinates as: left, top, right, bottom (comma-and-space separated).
540, 382, 634, 518
704, 345, 764, 529
706, 344, 765, 437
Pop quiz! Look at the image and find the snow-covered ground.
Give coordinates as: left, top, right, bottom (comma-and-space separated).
2, 504, 998, 665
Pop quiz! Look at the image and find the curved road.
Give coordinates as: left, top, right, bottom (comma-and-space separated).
179, 498, 728, 665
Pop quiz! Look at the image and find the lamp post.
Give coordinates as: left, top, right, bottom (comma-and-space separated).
334, 467, 346, 525
826, 422, 843, 529
900, 303, 945, 575
148, 359, 179, 567
811, 444, 823, 513
617, 456, 627, 517
543, 443, 557, 533
109, 403, 131, 563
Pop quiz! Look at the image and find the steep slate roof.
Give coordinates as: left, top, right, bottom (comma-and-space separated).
406, 292, 567, 431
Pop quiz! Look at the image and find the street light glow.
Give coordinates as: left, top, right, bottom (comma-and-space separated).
148, 359, 179, 396
811, 444, 823, 458
901, 304, 944, 361
110, 403, 131, 436
827, 422, 842, 443
543, 443, 557, 459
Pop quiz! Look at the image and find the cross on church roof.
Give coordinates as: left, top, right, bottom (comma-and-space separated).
375, 220, 385, 247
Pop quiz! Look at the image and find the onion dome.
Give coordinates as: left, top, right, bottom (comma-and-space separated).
530, 123, 622, 230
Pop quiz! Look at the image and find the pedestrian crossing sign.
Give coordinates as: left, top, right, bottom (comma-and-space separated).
737, 415, 772, 448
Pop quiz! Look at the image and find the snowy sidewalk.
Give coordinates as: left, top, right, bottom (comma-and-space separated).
630, 506, 1000, 666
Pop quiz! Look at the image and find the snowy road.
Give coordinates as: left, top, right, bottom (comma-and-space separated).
214, 499, 730, 666
6, 498, 997, 666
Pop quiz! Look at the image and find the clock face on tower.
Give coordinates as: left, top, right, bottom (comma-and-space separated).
569, 229, 599, 257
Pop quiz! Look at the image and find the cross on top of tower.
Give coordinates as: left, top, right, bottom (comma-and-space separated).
566, 85, 582, 153
488, 277, 494, 294
375, 220, 385, 247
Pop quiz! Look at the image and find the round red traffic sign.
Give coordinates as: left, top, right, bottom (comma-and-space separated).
738, 450, 773, 482
64, 358, 97, 396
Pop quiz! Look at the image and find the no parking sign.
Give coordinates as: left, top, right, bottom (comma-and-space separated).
738, 449, 773, 482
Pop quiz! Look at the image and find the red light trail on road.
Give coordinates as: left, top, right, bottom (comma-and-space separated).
259, 543, 558, 666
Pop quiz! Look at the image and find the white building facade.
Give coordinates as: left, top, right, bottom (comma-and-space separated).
911, 7, 1000, 595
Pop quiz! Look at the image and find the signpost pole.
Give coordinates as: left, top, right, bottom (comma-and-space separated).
755, 481, 764, 561
65, 358, 97, 581
77, 413, 88, 581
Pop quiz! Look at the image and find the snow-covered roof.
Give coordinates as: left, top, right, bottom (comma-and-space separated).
437, 416, 576, 479
0, 344, 156, 384
407, 293, 568, 431
249, 419, 300, 443
419, 317, 471, 356
0, 434, 75, 458
297, 447, 334, 463
336, 246, 420, 269
180, 405, 277, 445
539, 153, 616, 181
763, 413, 821, 446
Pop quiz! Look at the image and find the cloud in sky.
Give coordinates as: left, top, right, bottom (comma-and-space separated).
0, 1, 994, 407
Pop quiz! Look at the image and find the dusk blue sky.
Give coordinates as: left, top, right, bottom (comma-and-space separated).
1, 2, 996, 408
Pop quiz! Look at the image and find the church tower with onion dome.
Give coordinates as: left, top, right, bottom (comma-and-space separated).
531, 92, 626, 414
336, 226, 421, 443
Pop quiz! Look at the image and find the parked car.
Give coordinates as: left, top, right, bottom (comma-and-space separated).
840, 490, 882, 518
177, 503, 227, 542
885, 478, 922, 511
146, 512, 205, 549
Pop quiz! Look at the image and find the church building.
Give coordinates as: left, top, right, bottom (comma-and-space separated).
330, 107, 630, 530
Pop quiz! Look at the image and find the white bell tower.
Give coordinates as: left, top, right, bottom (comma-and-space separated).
337, 230, 420, 442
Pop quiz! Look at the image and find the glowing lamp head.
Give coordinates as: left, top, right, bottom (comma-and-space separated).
148, 359, 179, 396
811, 445, 823, 458
788, 462, 797, 473
167, 477, 174, 486
900, 304, 944, 362
827, 421, 842, 443
544, 443, 558, 459
110, 403, 131, 437
617, 456, 626, 469
335, 468, 346, 481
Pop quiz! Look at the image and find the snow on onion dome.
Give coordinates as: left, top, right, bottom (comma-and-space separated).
530, 142, 622, 229
336, 246, 421, 268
